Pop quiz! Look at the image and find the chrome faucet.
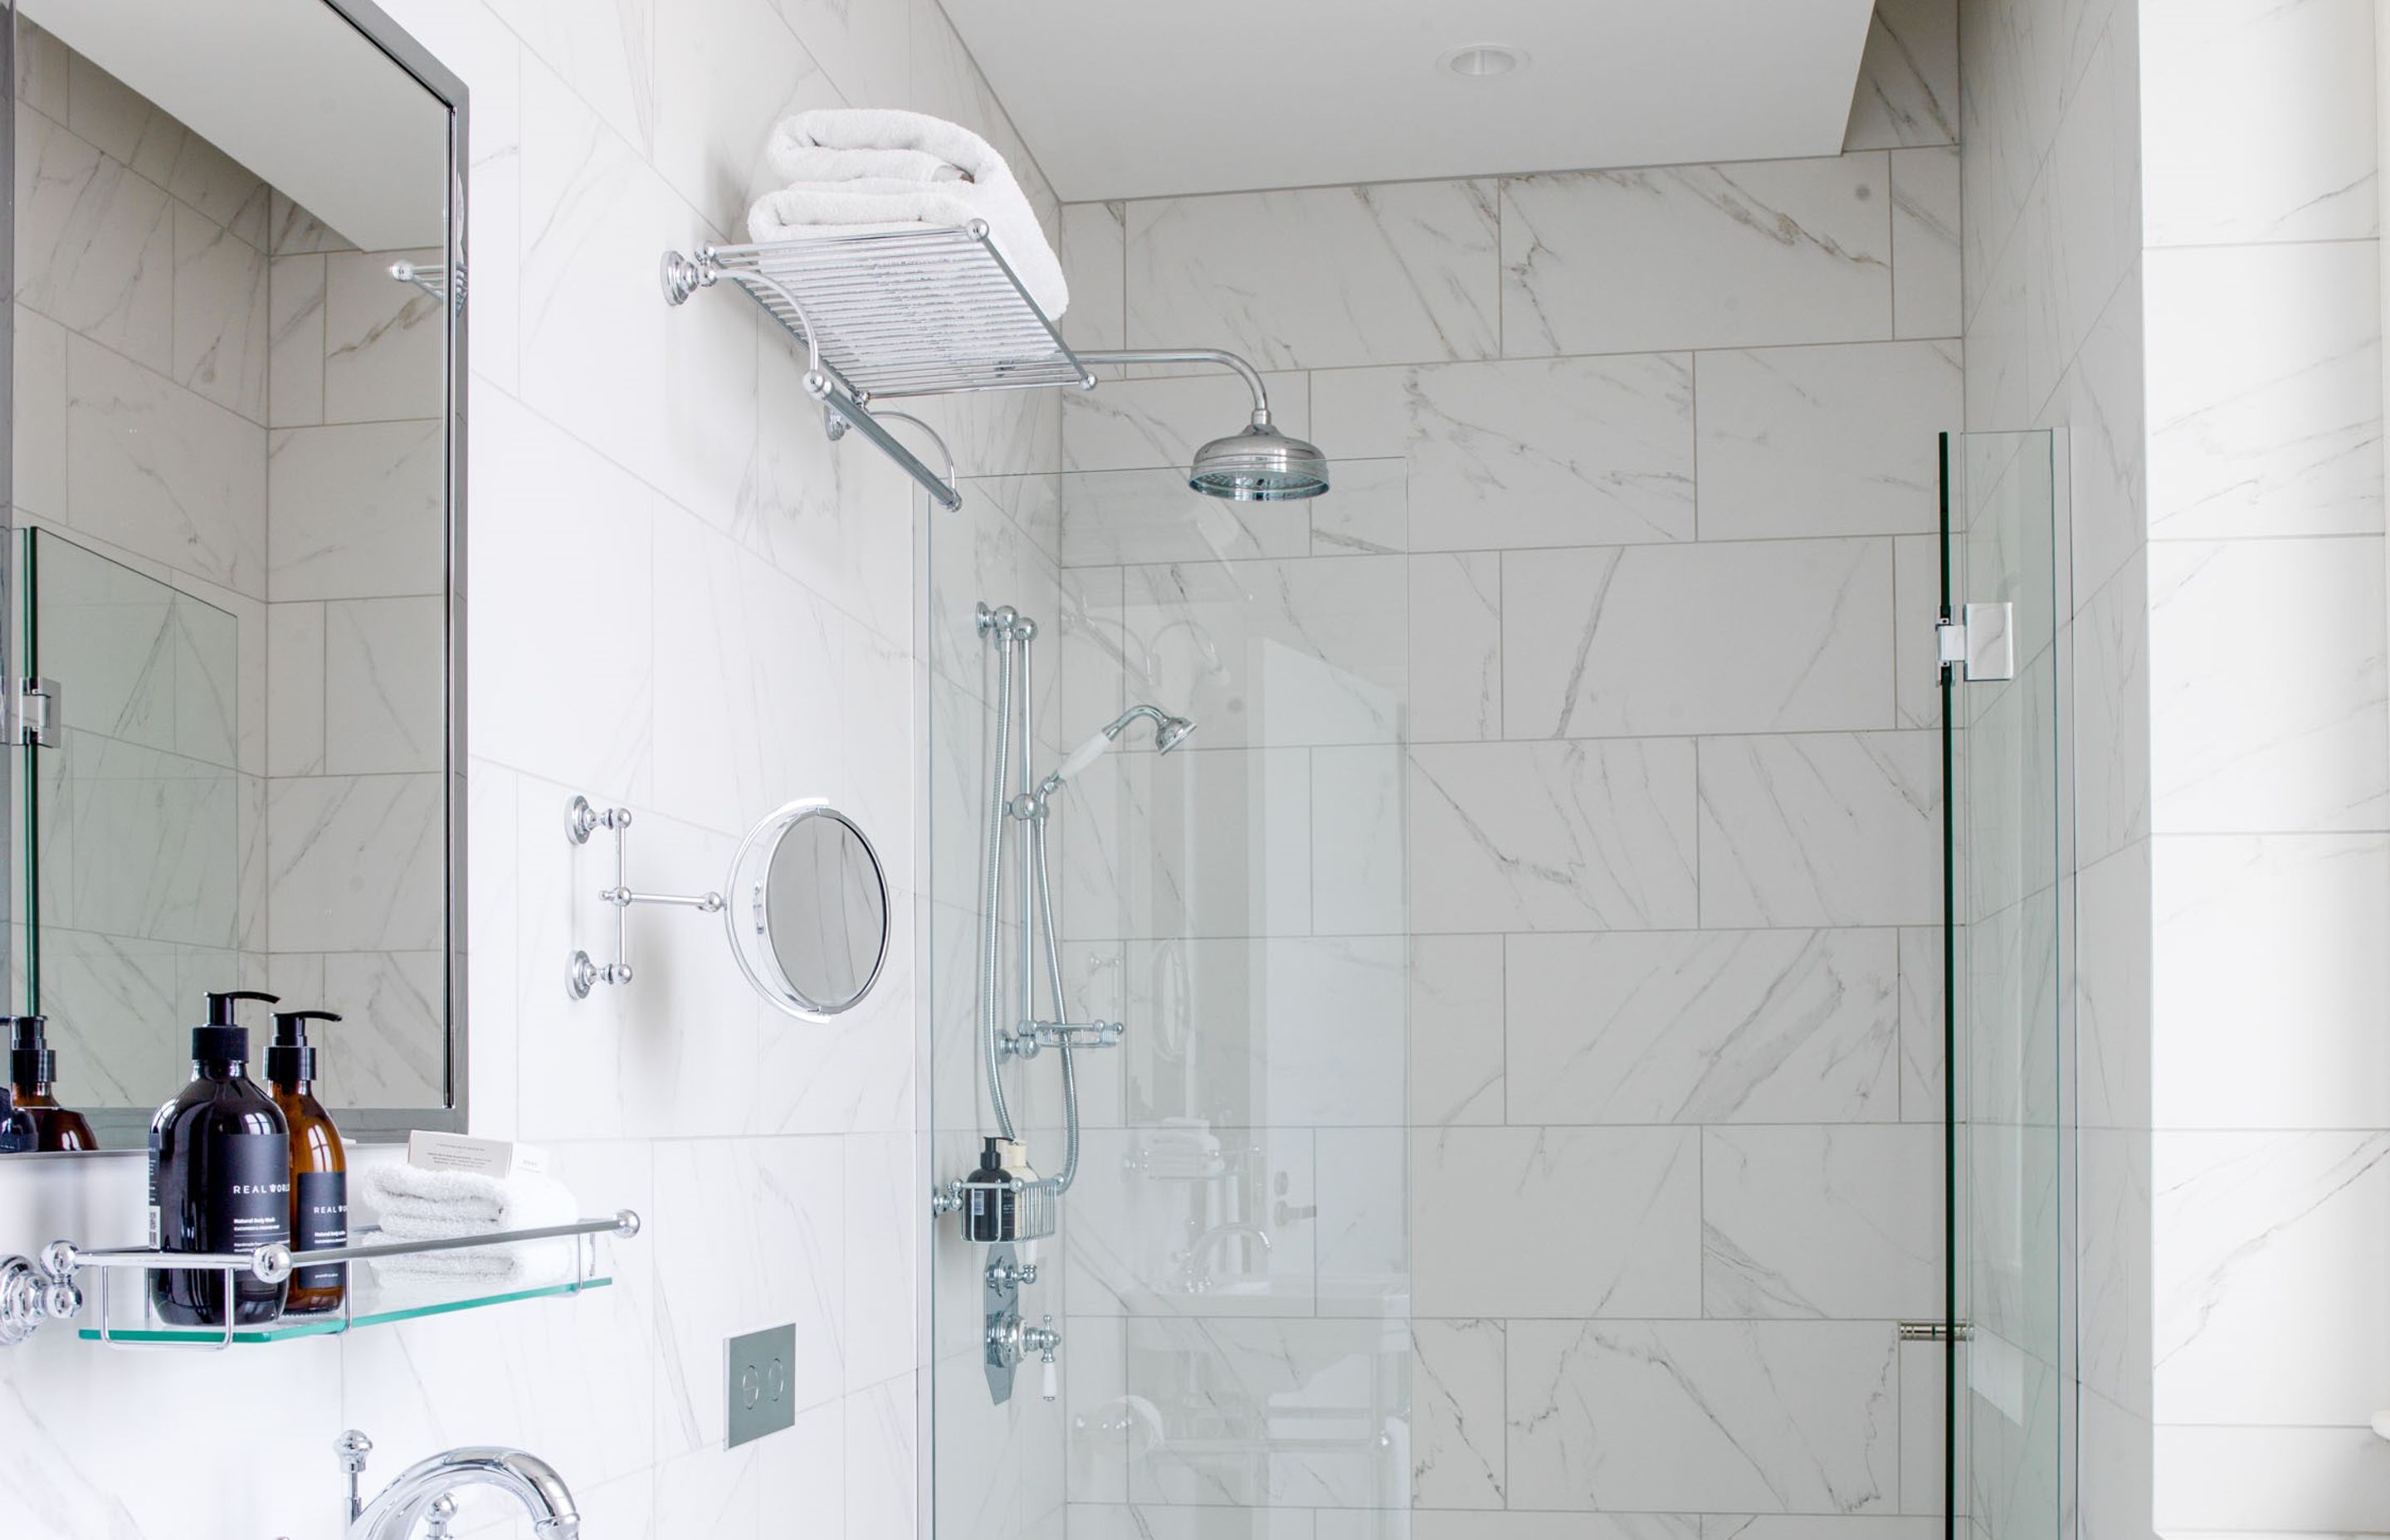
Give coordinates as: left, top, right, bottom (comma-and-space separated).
339, 1430, 580, 1540
1175, 1221, 1273, 1293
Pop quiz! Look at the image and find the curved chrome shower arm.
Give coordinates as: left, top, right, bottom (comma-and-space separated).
1074, 348, 1276, 426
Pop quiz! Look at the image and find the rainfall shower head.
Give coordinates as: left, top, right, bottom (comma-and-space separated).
1188, 422, 1332, 503
1075, 348, 1333, 502
1041, 704, 1198, 797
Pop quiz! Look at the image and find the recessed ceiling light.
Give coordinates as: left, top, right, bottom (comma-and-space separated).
1441, 44, 1526, 78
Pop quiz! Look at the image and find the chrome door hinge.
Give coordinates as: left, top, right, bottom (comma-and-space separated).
1934, 602, 2015, 682
1898, 1319, 1974, 1342
10, 678, 60, 748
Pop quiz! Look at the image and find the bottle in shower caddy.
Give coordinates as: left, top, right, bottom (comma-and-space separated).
0, 1086, 37, 1154
149, 990, 290, 1326
965, 1137, 1038, 1243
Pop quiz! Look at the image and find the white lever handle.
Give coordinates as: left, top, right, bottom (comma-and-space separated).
1042, 1356, 1059, 1401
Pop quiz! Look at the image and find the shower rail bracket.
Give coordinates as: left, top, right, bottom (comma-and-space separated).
564, 794, 725, 1000
996, 1019, 1124, 1060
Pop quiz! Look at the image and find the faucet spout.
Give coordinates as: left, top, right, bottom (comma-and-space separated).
349, 1446, 580, 1540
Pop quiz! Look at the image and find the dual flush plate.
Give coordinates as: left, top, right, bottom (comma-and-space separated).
725, 1323, 797, 1449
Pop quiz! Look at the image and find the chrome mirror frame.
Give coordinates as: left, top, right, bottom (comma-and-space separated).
725, 799, 891, 1021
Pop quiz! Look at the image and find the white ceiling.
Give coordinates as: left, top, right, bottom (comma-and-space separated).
941, 0, 1880, 202
25, 0, 449, 251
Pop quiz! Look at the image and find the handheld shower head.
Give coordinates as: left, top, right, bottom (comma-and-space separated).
1042, 704, 1198, 796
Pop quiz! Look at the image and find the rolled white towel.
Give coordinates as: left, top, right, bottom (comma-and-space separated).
357, 1162, 578, 1238
747, 109, 1067, 320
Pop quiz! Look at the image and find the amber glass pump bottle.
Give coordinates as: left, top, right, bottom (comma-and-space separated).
266, 1009, 348, 1314
9, 1015, 95, 1151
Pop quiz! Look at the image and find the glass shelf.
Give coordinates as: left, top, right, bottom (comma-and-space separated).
76, 1270, 612, 1345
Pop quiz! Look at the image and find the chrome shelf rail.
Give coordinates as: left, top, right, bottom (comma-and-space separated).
2, 1210, 641, 1349
659, 222, 1094, 511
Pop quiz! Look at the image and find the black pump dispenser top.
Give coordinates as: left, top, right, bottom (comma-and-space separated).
267, 1010, 340, 1084
194, 990, 278, 1069
9, 1015, 53, 1087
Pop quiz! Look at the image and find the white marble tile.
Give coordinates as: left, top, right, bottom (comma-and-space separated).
2142, 0, 2378, 248
172, 205, 268, 422
266, 601, 326, 776
1314, 1126, 1408, 1306
1116, 553, 1406, 750
1843, 0, 1961, 150
324, 596, 446, 775
2061, 263, 2148, 604
1890, 148, 1963, 339
66, 334, 268, 597
1311, 747, 1407, 938
17, 105, 175, 372
1507, 1319, 1899, 1513
2145, 241, 2383, 540
1501, 155, 1892, 357
266, 772, 444, 952
268, 253, 326, 427
266, 421, 446, 602
487, 0, 658, 156
1506, 929, 1900, 1124
1413, 1318, 1505, 1509
1502, 539, 1893, 737
1696, 342, 1958, 539
1067, 743, 1317, 942
2152, 832, 2390, 1128
1313, 354, 1696, 550
2148, 537, 2390, 832
1411, 739, 1700, 933
2153, 1131, 2390, 1426
2076, 1127, 2152, 1421
1407, 553, 1500, 743
1127, 181, 1500, 369
1409, 933, 1504, 1127
1061, 201, 1128, 356
1698, 732, 1943, 928
2027, 17, 2139, 400
2153, 1424, 2390, 1532
1413, 1126, 1700, 1317
1062, 368, 1310, 475
15, 305, 69, 520
653, 1135, 846, 1457
2073, 553, 2149, 866
1703, 1124, 1943, 1318
842, 1130, 916, 1391
310, 948, 446, 1108
652, 0, 832, 236
1895, 926, 1944, 1124
323, 248, 447, 426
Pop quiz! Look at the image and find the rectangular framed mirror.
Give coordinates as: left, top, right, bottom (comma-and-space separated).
4, 0, 466, 1147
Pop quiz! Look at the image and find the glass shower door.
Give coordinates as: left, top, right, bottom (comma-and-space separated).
925, 458, 1412, 1540
1940, 430, 2069, 1540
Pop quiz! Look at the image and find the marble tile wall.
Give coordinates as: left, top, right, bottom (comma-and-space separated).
1048, 7, 1960, 1537
2134, 0, 2390, 1532
0, 1, 1065, 1538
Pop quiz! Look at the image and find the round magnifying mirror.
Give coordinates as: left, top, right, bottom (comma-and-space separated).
726, 800, 890, 1020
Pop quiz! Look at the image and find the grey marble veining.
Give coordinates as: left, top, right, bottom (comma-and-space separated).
1505, 929, 1900, 1124
1501, 156, 1893, 357
1127, 181, 1501, 370
1843, 0, 1960, 151
1507, 1320, 1900, 1514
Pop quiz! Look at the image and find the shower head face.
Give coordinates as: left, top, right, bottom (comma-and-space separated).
1153, 714, 1197, 753
1189, 422, 1331, 501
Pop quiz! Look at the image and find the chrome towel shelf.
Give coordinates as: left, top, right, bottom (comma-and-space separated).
659, 222, 1095, 511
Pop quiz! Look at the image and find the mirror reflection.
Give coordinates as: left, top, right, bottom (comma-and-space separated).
7, 0, 457, 1143
733, 803, 890, 1019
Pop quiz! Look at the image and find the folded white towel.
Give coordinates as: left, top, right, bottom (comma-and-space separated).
747, 108, 1067, 320
357, 1162, 578, 1237
368, 1238, 582, 1294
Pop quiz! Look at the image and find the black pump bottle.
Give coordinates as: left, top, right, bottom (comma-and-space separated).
9, 1015, 96, 1151
267, 1009, 348, 1314
149, 990, 290, 1326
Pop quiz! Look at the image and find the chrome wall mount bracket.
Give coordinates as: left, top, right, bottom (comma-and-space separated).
564, 794, 724, 1000
0, 1251, 81, 1345
10, 676, 60, 748
1898, 1319, 1975, 1342
1935, 602, 2016, 682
